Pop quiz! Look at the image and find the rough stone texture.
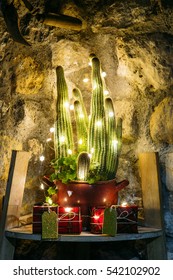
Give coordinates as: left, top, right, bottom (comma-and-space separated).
1, 0, 173, 259
150, 97, 173, 144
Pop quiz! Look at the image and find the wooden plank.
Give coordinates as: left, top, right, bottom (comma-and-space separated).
0, 150, 30, 260
138, 152, 167, 259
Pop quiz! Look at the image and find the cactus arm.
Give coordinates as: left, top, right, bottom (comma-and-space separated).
74, 100, 88, 153
88, 57, 107, 174
105, 97, 118, 179
54, 66, 74, 158
77, 152, 90, 181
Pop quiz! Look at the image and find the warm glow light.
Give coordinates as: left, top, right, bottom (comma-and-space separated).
121, 201, 128, 207
65, 207, 72, 213
64, 101, 69, 108
79, 113, 84, 119
83, 78, 89, 83
39, 155, 45, 162
96, 120, 102, 127
103, 198, 106, 202
101, 72, 107, 77
70, 104, 74, 110
93, 215, 99, 220
109, 111, 114, 117
104, 90, 109, 95
112, 139, 118, 147
50, 127, 55, 133
88, 153, 92, 158
47, 197, 53, 205
60, 136, 65, 143
64, 197, 67, 202
88, 62, 92, 66
91, 148, 94, 153
79, 139, 83, 145
68, 149, 72, 155
40, 183, 44, 190
46, 138, 52, 142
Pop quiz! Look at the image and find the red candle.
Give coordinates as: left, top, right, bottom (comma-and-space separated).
90, 207, 105, 234
117, 203, 138, 233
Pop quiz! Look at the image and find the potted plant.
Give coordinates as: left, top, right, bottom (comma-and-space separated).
46, 54, 128, 225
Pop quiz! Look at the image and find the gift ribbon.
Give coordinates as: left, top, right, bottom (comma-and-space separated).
58, 212, 79, 221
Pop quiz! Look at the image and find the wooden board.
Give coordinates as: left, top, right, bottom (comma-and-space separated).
138, 152, 167, 259
0, 150, 30, 260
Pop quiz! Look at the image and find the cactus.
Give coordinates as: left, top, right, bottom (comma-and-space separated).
54, 66, 74, 158
74, 100, 88, 153
52, 56, 122, 183
105, 97, 118, 179
87, 57, 107, 174
77, 152, 90, 181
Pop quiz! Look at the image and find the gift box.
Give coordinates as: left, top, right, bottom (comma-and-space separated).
32, 205, 58, 234
90, 207, 105, 234
58, 207, 82, 234
117, 205, 138, 233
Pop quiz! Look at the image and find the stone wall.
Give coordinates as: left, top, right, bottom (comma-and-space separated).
1, 0, 173, 259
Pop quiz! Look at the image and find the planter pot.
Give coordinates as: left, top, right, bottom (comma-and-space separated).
55, 178, 129, 230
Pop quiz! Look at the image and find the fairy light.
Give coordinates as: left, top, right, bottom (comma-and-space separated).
121, 201, 128, 207
83, 78, 89, 83
93, 215, 99, 220
104, 90, 109, 95
39, 155, 45, 162
47, 197, 53, 205
79, 113, 84, 119
50, 127, 55, 133
109, 111, 114, 117
88, 62, 92, 66
68, 149, 72, 155
65, 207, 72, 213
79, 139, 83, 145
101, 71, 107, 77
70, 104, 74, 110
64, 101, 69, 108
112, 139, 118, 148
96, 120, 102, 127
91, 147, 94, 153
40, 183, 44, 190
60, 136, 65, 143
46, 138, 52, 142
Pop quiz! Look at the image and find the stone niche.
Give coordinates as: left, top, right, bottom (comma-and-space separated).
1, 0, 173, 259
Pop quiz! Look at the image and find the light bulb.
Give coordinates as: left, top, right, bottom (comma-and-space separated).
39, 155, 45, 162
65, 207, 72, 213
79, 139, 83, 145
64, 102, 69, 108
109, 112, 114, 117
104, 90, 109, 95
68, 149, 72, 155
83, 78, 89, 83
50, 127, 55, 133
101, 72, 107, 77
96, 120, 102, 127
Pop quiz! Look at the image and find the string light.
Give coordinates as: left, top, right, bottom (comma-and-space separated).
39, 155, 45, 162
101, 72, 107, 77
91, 148, 94, 153
109, 112, 114, 117
79, 113, 84, 119
83, 78, 89, 83
60, 136, 65, 143
70, 104, 74, 110
46, 138, 52, 142
40, 183, 44, 190
78, 139, 83, 145
50, 127, 55, 133
96, 120, 102, 127
65, 207, 72, 213
112, 139, 118, 148
88, 62, 92, 67
64, 101, 69, 108
104, 90, 109, 95
68, 149, 72, 155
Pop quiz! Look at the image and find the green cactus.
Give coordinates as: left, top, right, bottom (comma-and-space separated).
54, 66, 74, 158
74, 100, 88, 153
88, 57, 107, 174
105, 97, 118, 179
77, 152, 90, 181
52, 56, 122, 183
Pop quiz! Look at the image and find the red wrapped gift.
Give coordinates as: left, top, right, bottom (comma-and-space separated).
90, 207, 105, 234
117, 205, 138, 233
58, 207, 82, 234
32, 205, 58, 234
